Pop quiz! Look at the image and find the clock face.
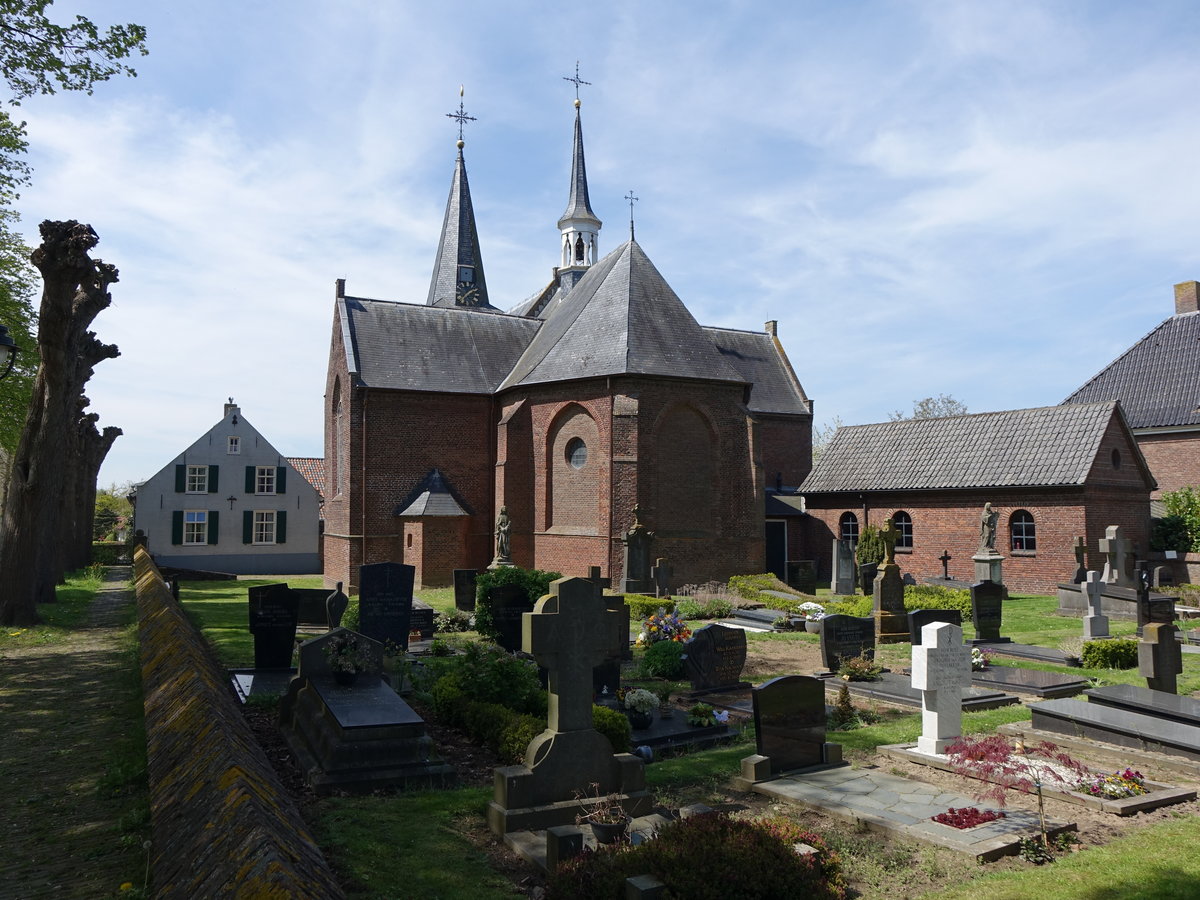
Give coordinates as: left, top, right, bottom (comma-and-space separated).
458, 284, 479, 305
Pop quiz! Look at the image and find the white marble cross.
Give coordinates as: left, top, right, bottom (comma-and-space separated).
1082, 570, 1109, 639
911, 622, 972, 755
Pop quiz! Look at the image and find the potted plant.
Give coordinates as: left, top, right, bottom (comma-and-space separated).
623, 687, 658, 730
856, 525, 885, 595
575, 783, 629, 844
323, 631, 374, 686
686, 702, 716, 727
655, 684, 674, 719
798, 601, 826, 634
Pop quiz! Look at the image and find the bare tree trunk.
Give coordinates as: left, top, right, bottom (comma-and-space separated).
64, 413, 120, 571
0, 222, 119, 626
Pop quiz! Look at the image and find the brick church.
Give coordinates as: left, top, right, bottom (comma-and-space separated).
323, 94, 813, 591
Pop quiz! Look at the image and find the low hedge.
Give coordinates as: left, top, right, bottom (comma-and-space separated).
474, 566, 561, 644
639, 639, 687, 679
626, 594, 674, 619
675, 597, 733, 620
823, 585, 972, 623
91, 541, 124, 564
1082, 638, 1139, 669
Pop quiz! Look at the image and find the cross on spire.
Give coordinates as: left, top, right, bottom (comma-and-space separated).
563, 60, 591, 101
625, 190, 638, 240
446, 85, 476, 144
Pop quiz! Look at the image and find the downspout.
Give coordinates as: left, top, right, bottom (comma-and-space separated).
360, 388, 369, 573
608, 376, 615, 578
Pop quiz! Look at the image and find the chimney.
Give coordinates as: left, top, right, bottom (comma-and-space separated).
224, 397, 238, 416
1175, 281, 1199, 315
764, 320, 778, 337
335, 278, 346, 299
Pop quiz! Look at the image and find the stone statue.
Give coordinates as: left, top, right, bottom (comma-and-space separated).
978, 503, 998, 553
495, 505, 512, 564
326, 581, 349, 629
880, 517, 899, 566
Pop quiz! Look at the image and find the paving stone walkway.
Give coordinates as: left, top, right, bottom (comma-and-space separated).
749, 764, 1072, 861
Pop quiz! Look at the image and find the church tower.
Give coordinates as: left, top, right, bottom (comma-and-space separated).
557, 87, 601, 276
427, 89, 495, 311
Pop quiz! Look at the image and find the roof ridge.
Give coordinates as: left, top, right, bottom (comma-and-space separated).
1062, 314, 1176, 403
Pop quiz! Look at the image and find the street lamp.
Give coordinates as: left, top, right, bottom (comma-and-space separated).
0, 324, 17, 381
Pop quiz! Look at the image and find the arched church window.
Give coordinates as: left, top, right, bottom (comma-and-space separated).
892, 511, 913, 549
566, 437, 587, 469
1011, 510, 1036, 552
839, 512, 858, 543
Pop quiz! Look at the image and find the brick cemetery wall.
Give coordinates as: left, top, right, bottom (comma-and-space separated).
133, 547, 344, 898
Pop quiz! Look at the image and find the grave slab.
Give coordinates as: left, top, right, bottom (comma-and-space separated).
839, 671, 1019, 711
229, 668, 296, 703
969, 666, 1089, 699
627, 713, 734, 754
1030, 698, 1200, 763
1086, 684, 1200, 729
973, 640, 1078, 666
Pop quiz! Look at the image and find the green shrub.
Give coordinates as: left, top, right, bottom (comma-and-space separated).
823, 597, 872, 617
1159, 584, 1200, 606
592, 704, 631, 753
433, 609, 472, 633
342, 599, 360, 630
903, 584, 973, 622
474, 566, 562, 643
625, 594, 674, 619
547, 813, 847, 900
423, 641, 547, 717
91, 541, 124, 564
855, 526, 885, 566
1152, 515, 1193, 553
676, 597, 733, 620
727, 573, 802, 603
498, 714, 544, 763
1081, 638, 1139, 670
1162, 486, 1200, 552
639, 639, 687, 679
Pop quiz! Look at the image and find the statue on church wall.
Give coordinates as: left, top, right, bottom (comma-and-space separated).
493, 505, 512, 566
620, 504, 655, 594
978, 502, 998, 554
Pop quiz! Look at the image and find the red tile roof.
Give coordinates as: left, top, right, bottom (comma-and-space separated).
287, 457, 325, 498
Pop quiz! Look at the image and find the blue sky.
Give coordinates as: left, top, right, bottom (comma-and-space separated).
12, 0, 1200, 487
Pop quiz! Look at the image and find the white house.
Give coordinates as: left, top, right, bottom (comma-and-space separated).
135, 399, 321, 574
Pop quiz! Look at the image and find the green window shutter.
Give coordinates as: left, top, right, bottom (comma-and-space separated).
208, 465, 219, 493
276, 467, 286, 494
208, 510, 220, 545
175, 465, 185, 493
245, 466, 255, 493
243, 510, 253, 544
277, 510, 287, 544
171, 510, 183, 544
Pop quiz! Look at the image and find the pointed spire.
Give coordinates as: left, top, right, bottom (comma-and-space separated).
557, 64, 601, 272
427, 88, 493, 310
558, 106, 600, 230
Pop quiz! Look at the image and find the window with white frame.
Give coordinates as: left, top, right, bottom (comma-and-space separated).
1011, 510, 1037, 551
255, 466, 276, 494
227, 436, 240, 454
839, 512, 859, 543
184, 510, 208, 544
186, 465, 208, 493
893, 511, 913, 549
253, 510, 276, 544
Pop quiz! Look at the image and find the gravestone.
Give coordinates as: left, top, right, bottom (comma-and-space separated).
1099, 525, 1134, 588
585, 566, 612, 590
651, 558, 673, 599
969, 580, 1008, 643
453, 569, 478, 612
487, 577, 651, 835
1154, 566, 1176, 589
248, 583, 299, 668
908, 609, 962, 646
291, 588, 331, 625
326, 582, 348, 629
357, 562, 417, 649
593, 592, 629, 699
410, 600, 435, 641
1136, 575, 1175, 637
787, 560, 817, 595
620, 506, 655, 595
685, 624, 749, 693
1081, 571, 1109, 640
1072, 536, 1087, 584
938, 550, 953, 580
819, 614, 875, 671
912, 622, 972, 755
1140, 623, 1183, 694
490, 583, 535, 652
873, 563, 907, 644
750, 675, 830, 775
833, 539, 856, 595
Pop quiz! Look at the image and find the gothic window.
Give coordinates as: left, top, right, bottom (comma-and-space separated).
839, 512, 859, 543
1011, 510, 1036, 552
893, 511, 913, 549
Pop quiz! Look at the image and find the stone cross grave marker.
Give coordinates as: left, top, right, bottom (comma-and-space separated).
684, 624, 749, 692
819, 614, 875, 672
938, 550, 952, 580
248, 583, 299, 669
1072, 536, 1087, 584
1082, 570, 1109, 640
1099, 525, 1134, 588
912, 622, 972, 755
752, 675, 828, 775
1135, 572, 1175, 638
651, 557, 673, 599
453, 569, 478, 612
970, 580, 1007, 643
873, 560, 907, 643
357, 562, 416, 649
1139, 622, 1183, 694
585, 565, 612, 590
909, 609, 962, 646
490, 583, 535, 652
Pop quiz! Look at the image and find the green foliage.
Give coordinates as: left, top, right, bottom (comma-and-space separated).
93, 484, 132, 540
1151, 515, 1192, 553
90, 541, 122, 564
1081, 638, 1139, 670
855, 526, 885, 565
433, 609, 471, 633
837, 654, 884, 681
1161, 487, 1200, 552
625, 593, 674, 618
829, 683, 858, 730
592, 704, 631, 753
675, 596, 733, 619
727, 573, 803, 605
639, 639, 687, 679
904, 584, 973, 622
473, 565, 561, 644
0, 204, 35, 460
420, 641, 546, 717
341, 598, 359, 630
824, 596, 872, 617
546, 813, 847, 899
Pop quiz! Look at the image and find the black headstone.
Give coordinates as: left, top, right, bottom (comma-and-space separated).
685, 624, 748, 691
410, 600, 435, 640
326, 582, 348, 629
970, 580, 1005, 642
819, 614, 875, 671
787, 560, 817, 595
489, 583, 534, 652
292, 588, 332, 625
357, 562, 416, 650
453, 569, 478, 612
908, 608, 963, 646
753, 674, 827, 774
248, 583, 299, 668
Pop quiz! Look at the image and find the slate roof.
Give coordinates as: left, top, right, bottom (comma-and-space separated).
394, 468, 471, 517
799, 401, 1137, 493
500, 240, 746, 390
1062, 310, 1200, 429
558, 108, 600, 229
704, 326, 811, 415
340, 296, 540, 393
286, 457, 324, 498
426, 148, 496, 311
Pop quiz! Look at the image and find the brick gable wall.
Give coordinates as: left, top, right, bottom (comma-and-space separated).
1134, 431, 1200, 497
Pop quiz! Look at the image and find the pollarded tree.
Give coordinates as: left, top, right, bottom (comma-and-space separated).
0, 220, 119, 625
888, 394, 968, 421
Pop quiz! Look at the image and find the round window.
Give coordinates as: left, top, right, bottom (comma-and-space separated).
1111, 448, 1122, 469
566, 437, 587, 469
